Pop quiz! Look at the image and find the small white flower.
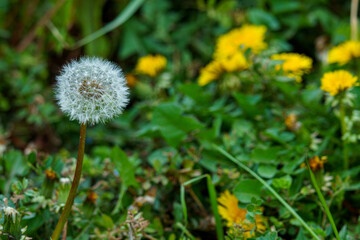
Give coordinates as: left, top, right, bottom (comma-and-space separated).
59, 178, 71, 185
55, 57, 129, 124
3, 206, 19, 223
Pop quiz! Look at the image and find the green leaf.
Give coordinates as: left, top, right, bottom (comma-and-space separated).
258, 165, 278, 178
27, 152, 36, 164
99, 214, 114, 229
118, 19, 148, 58
111, 146, 139, 188
272, 175, 292, 190
92, 146, 112, 159
264, 128, 294, 143
256, 231, 280, 240
152, 103, 204, 147
148, 147, 178, 169
247, 9, 280, 30
270, 1, 301, 14
339, 225, 348, 240
301, 89, 323, 109
246, 211, 255, 223
178, 83, 212, 104
234, 179, 263, 203
250, 147, 281, 164
4, 150, 29, 177
247, 204, 255, 212
233, 93, 262, 117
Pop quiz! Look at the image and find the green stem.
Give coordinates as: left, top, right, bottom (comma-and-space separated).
71, 0, 145, 49
180, 174, 224, 240
351, 0, 359, 40
175, 222, 197, 240
51, 123, 87, 240
306, 160, 340, 240
213, 145, 321, 240
339, 98, 349, 170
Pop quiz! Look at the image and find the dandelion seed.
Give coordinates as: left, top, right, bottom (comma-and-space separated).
55, 57, 129, 125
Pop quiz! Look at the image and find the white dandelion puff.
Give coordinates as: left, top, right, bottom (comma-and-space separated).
55, 57, 129, 125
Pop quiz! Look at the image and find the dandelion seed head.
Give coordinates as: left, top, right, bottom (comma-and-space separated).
55, 57, 129, 125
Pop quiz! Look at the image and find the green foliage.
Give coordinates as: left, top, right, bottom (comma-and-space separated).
151, 103, 204, 147
234, 180, 263, 203
1, 0, 360, 239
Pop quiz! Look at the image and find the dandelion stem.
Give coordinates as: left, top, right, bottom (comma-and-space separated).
351, 0, 359, 40
339, 98, 349, 170
305, 160, 341, 240
51, 123, 87, 240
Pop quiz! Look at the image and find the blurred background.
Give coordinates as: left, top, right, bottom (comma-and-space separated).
1, 0, 360, 239
0, 0, 354, 154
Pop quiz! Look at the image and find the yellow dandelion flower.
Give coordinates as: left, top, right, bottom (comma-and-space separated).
198, 60, 224, 86
198, 52, 248, 86
285, 113, 299, 131
217, 190, 266, 239
45, 169, 57, 180
320, 70, 358, 96
271, 53, 313, 82
126, 74, 138, 87
86, 191, 99, 205
222, 52, 249, 72
328, 40, 360, 65
135, 54, 167, 77
214, 25, 267, 59
301, 156, 327, 171
328, 44, 351, 65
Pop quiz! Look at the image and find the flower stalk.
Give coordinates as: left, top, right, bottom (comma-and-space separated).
351, 0, 359, 40
51, 123, 87, 240
339, 98, 349, 170
3, 207, 22, 240
305, 160, 340, 240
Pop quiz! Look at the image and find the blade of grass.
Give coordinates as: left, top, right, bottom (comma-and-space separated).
305, 160, 341, 240
71, 0, 145, 49
206, 175, 224, 240
213, 145, 320, 240
180, 174, 224, 240
175, 222, 197, 240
